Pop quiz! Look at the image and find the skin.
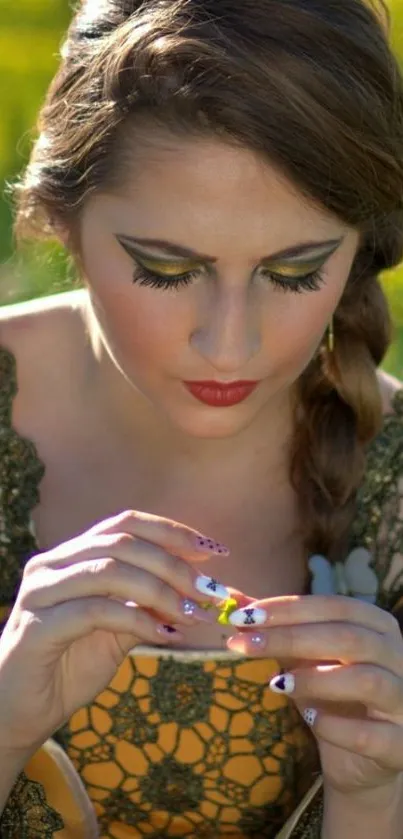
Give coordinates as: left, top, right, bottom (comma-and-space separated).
75, 136, 359, 446
1, 135, 403, 825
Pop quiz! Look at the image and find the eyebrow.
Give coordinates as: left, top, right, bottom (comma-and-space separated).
115, 233, 344, 263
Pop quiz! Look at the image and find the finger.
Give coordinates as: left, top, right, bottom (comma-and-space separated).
90, 509, 229, 561
27, 598, 185, 656
227, 595, 398, 636
226, 623, 403, 676
227, 587, 254, 609
29, 534, 230, 605
302, 710, 403, 772
268, 664, 403, 715
20, 559, 217, 627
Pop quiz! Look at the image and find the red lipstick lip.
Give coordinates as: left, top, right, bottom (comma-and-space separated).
184, 380, 257, 388
183, 380, 259, 407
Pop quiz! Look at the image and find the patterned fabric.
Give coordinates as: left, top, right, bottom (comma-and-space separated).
54, 654, 318, 837
0, 348, 44, 620
0, 773, 64, 838
0, 343, 403, 838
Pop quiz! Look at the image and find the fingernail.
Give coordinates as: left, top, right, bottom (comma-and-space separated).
194, 575, 230, 600
156, 624, 184, 640
250, 633, 266, 648
226, 636, 246, 653
195, 536, 230, 556
226, 632, 266, 654
303, 708, 317, 727
181, 598, 215, 622
269, 673, 295, 694
229, 606, 267, 626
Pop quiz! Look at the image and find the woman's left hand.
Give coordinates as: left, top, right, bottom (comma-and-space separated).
226, 594, 403, 794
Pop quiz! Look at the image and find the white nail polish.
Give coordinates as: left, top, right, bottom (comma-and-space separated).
229, 606, 267, 626
303, 708, 317, 727
194, 575, 230, 600
269, 673, 295, 694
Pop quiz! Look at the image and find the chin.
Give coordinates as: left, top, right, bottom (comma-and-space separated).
166, 405, 259, 439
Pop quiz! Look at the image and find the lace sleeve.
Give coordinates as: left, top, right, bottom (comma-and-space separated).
0, 346, 45, 627
0, 346, 62, 836
0, 773, 64, 838
0, 736, 102, 837
351, 388, 403, 621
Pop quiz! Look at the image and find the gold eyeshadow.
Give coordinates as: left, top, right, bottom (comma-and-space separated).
260, 260, 326, 278
136, 256, 203, 276
137, 255, 326, 280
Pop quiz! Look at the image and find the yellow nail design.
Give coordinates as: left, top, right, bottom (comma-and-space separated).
217, 597, 239, 626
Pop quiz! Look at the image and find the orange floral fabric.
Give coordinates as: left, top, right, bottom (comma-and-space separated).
54, 653, 319, 838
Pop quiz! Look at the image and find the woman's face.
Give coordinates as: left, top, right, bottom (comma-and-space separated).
77, 135, 359, 438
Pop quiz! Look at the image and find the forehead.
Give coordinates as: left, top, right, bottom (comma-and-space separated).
84, 135, 353, 256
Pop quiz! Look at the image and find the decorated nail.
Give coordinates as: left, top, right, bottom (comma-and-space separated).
156, 624, 184, 639
250, 633, 266, 648
303, 708, 318, 727
229, 606, 267, 626
194, 575, 230, 600
226, 631, 267, 653
217, 597, 239, 626
181, 599, 214, 622
195, 536, 230, 555
269, 673, 295, 694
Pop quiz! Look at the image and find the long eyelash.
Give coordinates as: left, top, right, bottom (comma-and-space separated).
264, 268, 326, 294
132, 263, 326, 294
132, 264, 198, 290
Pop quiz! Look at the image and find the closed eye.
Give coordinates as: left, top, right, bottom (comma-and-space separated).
132, 264, 327, 294
259, 267, 327, 293
133, 263, 200, 290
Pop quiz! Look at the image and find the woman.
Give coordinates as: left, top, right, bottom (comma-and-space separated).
0, 0, 403, 836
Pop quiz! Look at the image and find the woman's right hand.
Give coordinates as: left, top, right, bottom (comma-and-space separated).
0, 509, 230, 757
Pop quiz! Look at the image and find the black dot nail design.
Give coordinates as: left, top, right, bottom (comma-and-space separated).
196, 536, 229, 555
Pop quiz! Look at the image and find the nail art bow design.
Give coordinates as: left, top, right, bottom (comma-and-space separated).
242, 608, 257, 625
308, 547, 378, 603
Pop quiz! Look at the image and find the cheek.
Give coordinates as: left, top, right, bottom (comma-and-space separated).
88, 276, 191, 372
261, 279, 345, 372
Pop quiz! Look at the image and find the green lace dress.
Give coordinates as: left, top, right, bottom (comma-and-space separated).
0, 344, 403, 839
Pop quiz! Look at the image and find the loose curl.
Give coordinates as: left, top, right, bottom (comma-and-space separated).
8, 0, 403, 562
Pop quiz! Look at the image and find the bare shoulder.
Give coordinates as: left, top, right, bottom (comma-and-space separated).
377, 368, 403, 416
0, 287, 86, 356
0, 288, 89, 424
0, 288, 87, 383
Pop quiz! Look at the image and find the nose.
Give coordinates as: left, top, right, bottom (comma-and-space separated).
190, 286, 261, 374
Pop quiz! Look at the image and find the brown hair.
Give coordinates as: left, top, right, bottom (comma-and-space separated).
9, 0, 403, 562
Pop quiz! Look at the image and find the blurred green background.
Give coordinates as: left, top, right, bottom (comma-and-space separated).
1, 0, 403, 374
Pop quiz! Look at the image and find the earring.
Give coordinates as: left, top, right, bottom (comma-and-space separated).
327, 317, 334, 353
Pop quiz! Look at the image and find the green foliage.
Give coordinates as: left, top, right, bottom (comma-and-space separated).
1, 0, 403, 374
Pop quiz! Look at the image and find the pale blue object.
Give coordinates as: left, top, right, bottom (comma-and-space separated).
308, 547, 378, 604
308, 555, 335, 595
